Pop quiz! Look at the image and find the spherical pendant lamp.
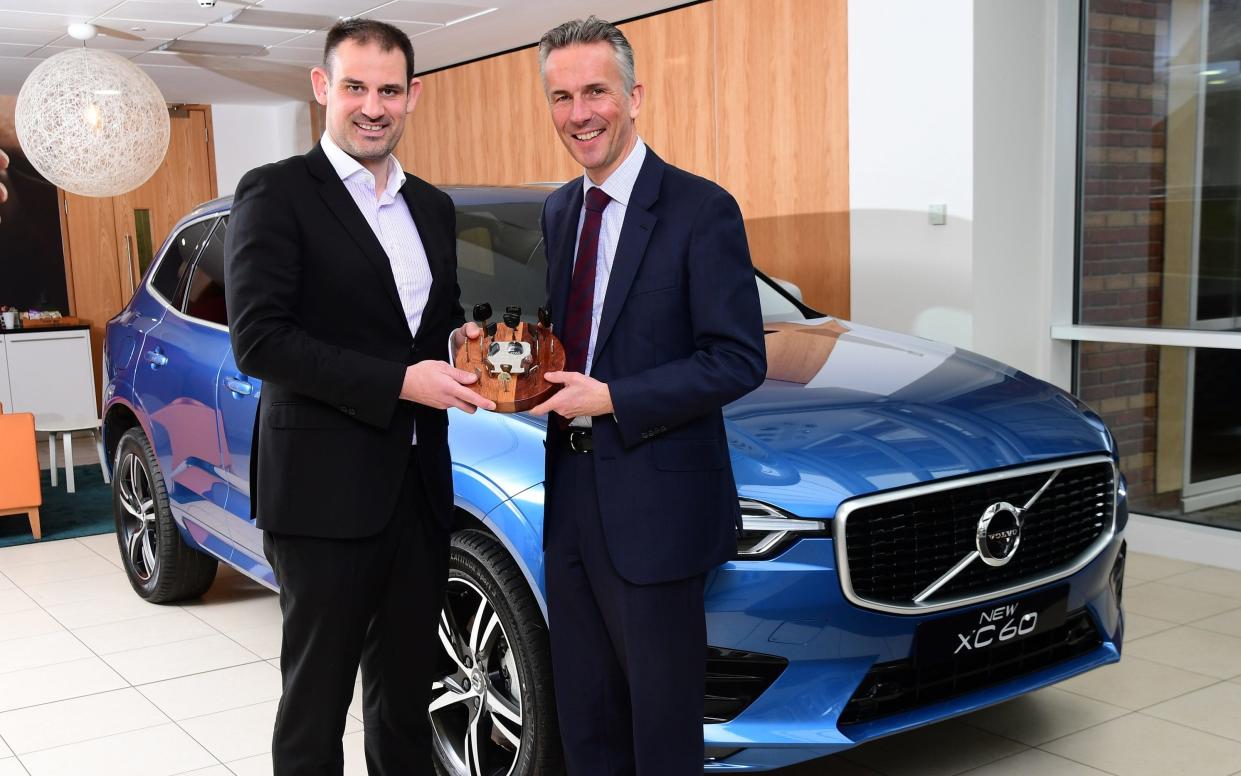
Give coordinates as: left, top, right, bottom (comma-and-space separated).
15, 29, 169, 197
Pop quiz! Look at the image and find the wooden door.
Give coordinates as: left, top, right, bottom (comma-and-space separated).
113, 106, 218, 293
62, 191, 121, 399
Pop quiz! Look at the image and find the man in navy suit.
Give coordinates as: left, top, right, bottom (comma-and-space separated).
530, 16, 766, 774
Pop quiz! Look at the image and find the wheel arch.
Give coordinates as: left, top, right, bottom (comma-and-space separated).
452, 497, 548, 624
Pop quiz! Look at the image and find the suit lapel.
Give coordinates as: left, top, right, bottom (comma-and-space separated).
306, 145, 406, 324
549, 181, 585, 330
592, 151, 664, 363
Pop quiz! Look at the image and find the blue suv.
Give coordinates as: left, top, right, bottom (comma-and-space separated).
103, 187, 1127, 773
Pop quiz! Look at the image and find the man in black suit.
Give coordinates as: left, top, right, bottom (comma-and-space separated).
224, 19, 494, 776
529, 16, 767, 775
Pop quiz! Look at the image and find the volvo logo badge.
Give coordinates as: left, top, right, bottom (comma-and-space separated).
976, 502, 1022, 567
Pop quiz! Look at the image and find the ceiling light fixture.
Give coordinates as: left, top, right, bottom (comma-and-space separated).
14, 24, 170, 197
444, 8, 498, 26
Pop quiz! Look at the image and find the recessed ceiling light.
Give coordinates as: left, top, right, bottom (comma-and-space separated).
1201, 68, 1224, 76
130, 26, 145, 32
445, 8, 497, 26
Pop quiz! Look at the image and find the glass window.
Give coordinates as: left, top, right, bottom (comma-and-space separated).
1079, 0, 1241, 330
1078, 342, 1241, 531
150, 218, 213, 305
1077, 0, 1241, 530
183, 217, 228, 326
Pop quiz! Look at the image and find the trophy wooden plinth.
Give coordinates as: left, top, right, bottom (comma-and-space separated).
456, 317, 565, 413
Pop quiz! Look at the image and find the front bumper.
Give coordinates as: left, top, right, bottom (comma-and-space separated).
701, 527, 1126, 771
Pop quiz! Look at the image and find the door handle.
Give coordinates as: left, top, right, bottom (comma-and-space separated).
144, 349, 168, 368
224, 377, 254, 396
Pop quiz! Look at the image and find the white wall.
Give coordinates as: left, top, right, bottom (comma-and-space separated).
848, 0, 975, 350
211, 102, 313, 197
848, 0, 1079, 388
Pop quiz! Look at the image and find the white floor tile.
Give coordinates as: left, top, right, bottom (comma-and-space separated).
1057, 655, 1218, 710
182, 594, 281, 635
0, 739, 9, 758
0, 557, 121, 588
1126, 626, 1241, 680
962, 686, 1128, 746
0, 632, 93, 677
1126, 551, 1202, 581
0, 574, 14, 592
1124, 611, 1180, 641
178, 701, 279, 763
0, 610, 64, 645
1041, 712, 1241, 776
220, 624, 282, 661
103, 634, 261, 686
1161, 567, 1241, 600
0, 591, 38, 616
842, 719, 1026, 776
73, 534, 122, 567
139, 662, 283, 721
225, 753, 272, 776
18, 723, 216, 776
0, 657, 127, 714
0, 759, 27, 776
341, 731, 367, 776
1124, 582, 1241, 624
957, 748, 1113, 775
0, 541, 97, 571
176, 769, 232, 776
0, 689, 168, 755
43, 591, 171, 630
21, 573, 135, 608
1197, 608, 1241, 640
1144, 682, 1241, 743
72, 610, 216, 655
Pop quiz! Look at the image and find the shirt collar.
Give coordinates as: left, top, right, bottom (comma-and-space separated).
320, 131, 406, 201
582, 137, 646, 208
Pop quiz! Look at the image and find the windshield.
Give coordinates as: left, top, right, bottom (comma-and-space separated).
452, 199, 810, 324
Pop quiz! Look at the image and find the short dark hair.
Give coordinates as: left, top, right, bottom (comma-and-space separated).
323, 18, 415, 84
538, 16, 635, 93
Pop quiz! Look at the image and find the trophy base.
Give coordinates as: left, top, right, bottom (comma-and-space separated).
455, 320, 565, 413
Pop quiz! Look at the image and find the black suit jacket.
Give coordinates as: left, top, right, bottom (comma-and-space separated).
541, 148, 767, 585
224, 143, 464, 539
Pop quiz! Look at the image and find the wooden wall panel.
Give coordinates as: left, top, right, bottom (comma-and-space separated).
621, 3, 717, 180
62, 191, 120, 397
716, 0, 850, 317
395, 0, 849, 314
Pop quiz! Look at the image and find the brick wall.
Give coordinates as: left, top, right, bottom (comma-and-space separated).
1078, 0, 1170, 501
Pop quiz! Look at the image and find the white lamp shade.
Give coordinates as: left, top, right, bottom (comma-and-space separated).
15, 48, 170, 198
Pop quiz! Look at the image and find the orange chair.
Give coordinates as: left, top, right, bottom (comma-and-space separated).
0, 402, 42, 540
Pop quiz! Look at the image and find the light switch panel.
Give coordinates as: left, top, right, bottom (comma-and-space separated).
929, 204, 947, 226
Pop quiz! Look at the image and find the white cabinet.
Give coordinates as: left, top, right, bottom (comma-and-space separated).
0, 328, 96, 424
0, 336, 12, 412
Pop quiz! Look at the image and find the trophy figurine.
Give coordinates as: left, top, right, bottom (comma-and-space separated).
455, 303, 565, 413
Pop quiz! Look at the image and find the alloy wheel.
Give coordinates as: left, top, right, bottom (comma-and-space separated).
116, 451, 159, 582
430, 576, 525, 776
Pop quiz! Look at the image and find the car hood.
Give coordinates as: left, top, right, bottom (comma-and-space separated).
724, 318, 1113, 518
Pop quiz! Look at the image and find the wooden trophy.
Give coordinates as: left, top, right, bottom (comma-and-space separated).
455, 303, 565, 413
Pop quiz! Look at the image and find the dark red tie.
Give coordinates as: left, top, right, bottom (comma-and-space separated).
562, 186, 611, 374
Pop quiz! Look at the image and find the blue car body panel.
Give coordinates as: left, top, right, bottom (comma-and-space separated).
103, 192, 1125, 771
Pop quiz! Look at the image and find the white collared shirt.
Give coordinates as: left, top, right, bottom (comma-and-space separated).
321, 132, 433, 442
574, 137, 647, 376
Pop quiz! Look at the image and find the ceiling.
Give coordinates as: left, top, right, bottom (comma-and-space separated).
0, 0, 684, 103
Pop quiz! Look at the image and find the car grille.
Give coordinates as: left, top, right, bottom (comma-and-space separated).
703, 647, 788, 723
839, 608, 1102, 726
838, 457, 1115, 611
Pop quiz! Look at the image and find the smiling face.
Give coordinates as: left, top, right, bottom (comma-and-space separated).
543, 41, 643, 185
311, 38, 420, 174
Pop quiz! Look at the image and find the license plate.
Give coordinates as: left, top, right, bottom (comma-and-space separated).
915, 587, 1069, 665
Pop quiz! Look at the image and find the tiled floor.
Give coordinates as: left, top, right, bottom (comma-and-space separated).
0, 538, 1239, 776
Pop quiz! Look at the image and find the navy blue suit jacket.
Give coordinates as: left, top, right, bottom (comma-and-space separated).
541, 149, 767, 585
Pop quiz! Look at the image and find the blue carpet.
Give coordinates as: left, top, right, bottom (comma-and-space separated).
0, 465, 114, 548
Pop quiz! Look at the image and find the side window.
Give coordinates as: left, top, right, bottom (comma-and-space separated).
150, 218, 214, 304
184, 217, 229, 326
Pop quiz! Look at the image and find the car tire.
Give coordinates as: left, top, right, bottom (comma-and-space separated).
431, 529, 563, 776
112, 427, 217, 602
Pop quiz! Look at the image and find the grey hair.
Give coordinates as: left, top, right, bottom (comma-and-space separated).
538, 16, 636, 93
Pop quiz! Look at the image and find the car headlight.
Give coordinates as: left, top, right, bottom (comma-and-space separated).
736, 499, 827, 559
